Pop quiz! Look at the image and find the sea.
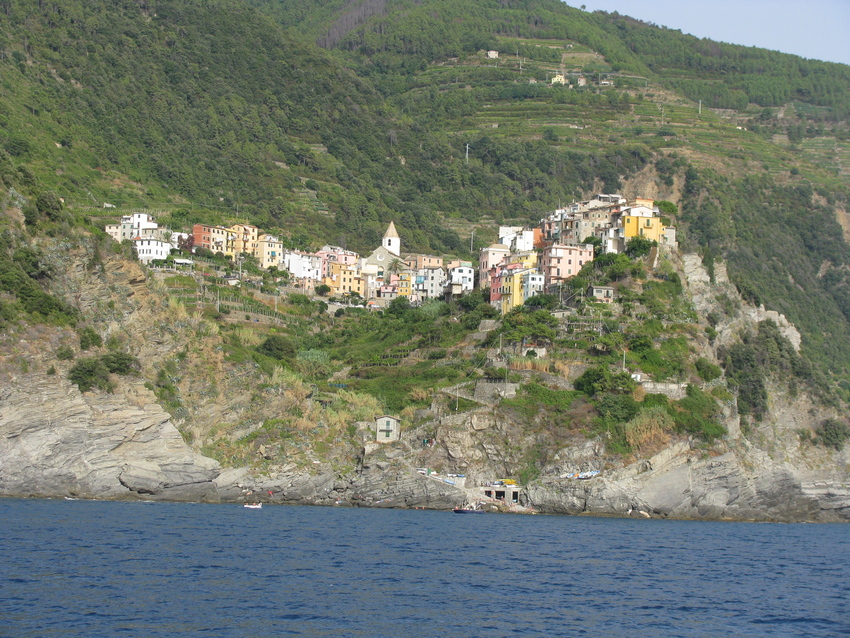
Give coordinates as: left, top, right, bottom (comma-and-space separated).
1, 499, 848, 638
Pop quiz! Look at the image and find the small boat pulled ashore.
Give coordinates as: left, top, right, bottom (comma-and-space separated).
452, 502, 485, 514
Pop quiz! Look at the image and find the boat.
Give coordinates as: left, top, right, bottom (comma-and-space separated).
452, 502, 485, 514
243, 502, 262, 509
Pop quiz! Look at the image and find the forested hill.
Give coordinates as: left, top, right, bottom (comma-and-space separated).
250, 0, 850, 116
2, 0, 850, 385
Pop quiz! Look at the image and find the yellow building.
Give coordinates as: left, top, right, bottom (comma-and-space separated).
256, 234, 283, 270
229, 223, 260, 256
497, 265, 540, 315
325, 262, 364, 298
512, 251, 538, 270
214, 226, 236, 256
396, 272, 413, 298
622, 213, 665, 242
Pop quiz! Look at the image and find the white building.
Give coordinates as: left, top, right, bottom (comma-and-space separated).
499, 226, 536, 252
375, 415, 401, 442
106, 213, 160, 242
382, 221, 400, 257
522, 271, 546, 302
415, 266, 447, 300
282, 251, 324, 281
447, 266, 475, 292
133, 238, 173, 264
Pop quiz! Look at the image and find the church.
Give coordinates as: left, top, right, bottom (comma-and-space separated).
362, 221, 402, 282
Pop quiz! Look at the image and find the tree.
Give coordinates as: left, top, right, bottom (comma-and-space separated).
315, 284, 331, 296
574, 366, 636, 396
386, 296, 411, 317
177, 234, 195, 252
257, 335, 296, 361
500, 308, 558, 345
524, 293, 558, 310
625, 237, 655, 258
36, 192, 65, 222
386, 258, 406, 281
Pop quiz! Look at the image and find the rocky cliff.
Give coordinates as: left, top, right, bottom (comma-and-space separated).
1, 235, 848, 521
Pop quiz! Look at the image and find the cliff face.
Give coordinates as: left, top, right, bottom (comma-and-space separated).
0, 376, 220, 501
393, 253, 850, 521
1, 235, 849, 521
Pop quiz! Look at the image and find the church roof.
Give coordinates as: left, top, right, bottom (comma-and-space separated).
383, 221, 399, 239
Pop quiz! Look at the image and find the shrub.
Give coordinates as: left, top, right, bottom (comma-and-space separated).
816, 419, 850, 450
68, 357, 113, 393
56, 345, 75, 361
695, 358, 722, 382
625, 406, 673, 451
101, 352, 140, 375
257, 335, 296, 361
78, 326, 102, 351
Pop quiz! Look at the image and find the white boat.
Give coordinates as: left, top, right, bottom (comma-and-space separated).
243, 503, 262, 509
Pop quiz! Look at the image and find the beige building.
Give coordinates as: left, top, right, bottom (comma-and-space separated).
256, 234, 283, 270
229, 223, 260, 256
375, 415, 401, 442
405, 254, 444, 271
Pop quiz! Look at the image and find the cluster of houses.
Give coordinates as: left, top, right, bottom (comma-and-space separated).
480, 194, 675, 312
107, 214, 475, 305
105, 213, 190, 263
105, 194, 674, 310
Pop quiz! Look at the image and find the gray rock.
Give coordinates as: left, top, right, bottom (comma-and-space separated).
0, 376, 220, 501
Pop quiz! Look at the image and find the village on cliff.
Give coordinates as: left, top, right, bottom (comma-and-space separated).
106, 194, 676, 311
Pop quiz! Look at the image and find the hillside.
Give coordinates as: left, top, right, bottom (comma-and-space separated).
1, 0, 850, 518
2, 0, 849, 380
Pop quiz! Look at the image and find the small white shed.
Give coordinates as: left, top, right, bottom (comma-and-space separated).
375, 415, 401, 442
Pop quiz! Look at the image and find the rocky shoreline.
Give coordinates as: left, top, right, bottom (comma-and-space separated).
2, 373, 848, 522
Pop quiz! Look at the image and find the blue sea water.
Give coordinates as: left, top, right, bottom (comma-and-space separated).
0, 499, 848, 637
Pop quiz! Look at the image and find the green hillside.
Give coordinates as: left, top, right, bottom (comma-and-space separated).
1, 0, 850, 385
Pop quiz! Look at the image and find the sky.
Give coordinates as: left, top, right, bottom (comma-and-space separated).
568, 0, 850, 66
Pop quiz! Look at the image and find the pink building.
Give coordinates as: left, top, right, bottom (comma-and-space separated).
539, 243, 594, 292
317, 245, 359, 277
478, 243, 511, 289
